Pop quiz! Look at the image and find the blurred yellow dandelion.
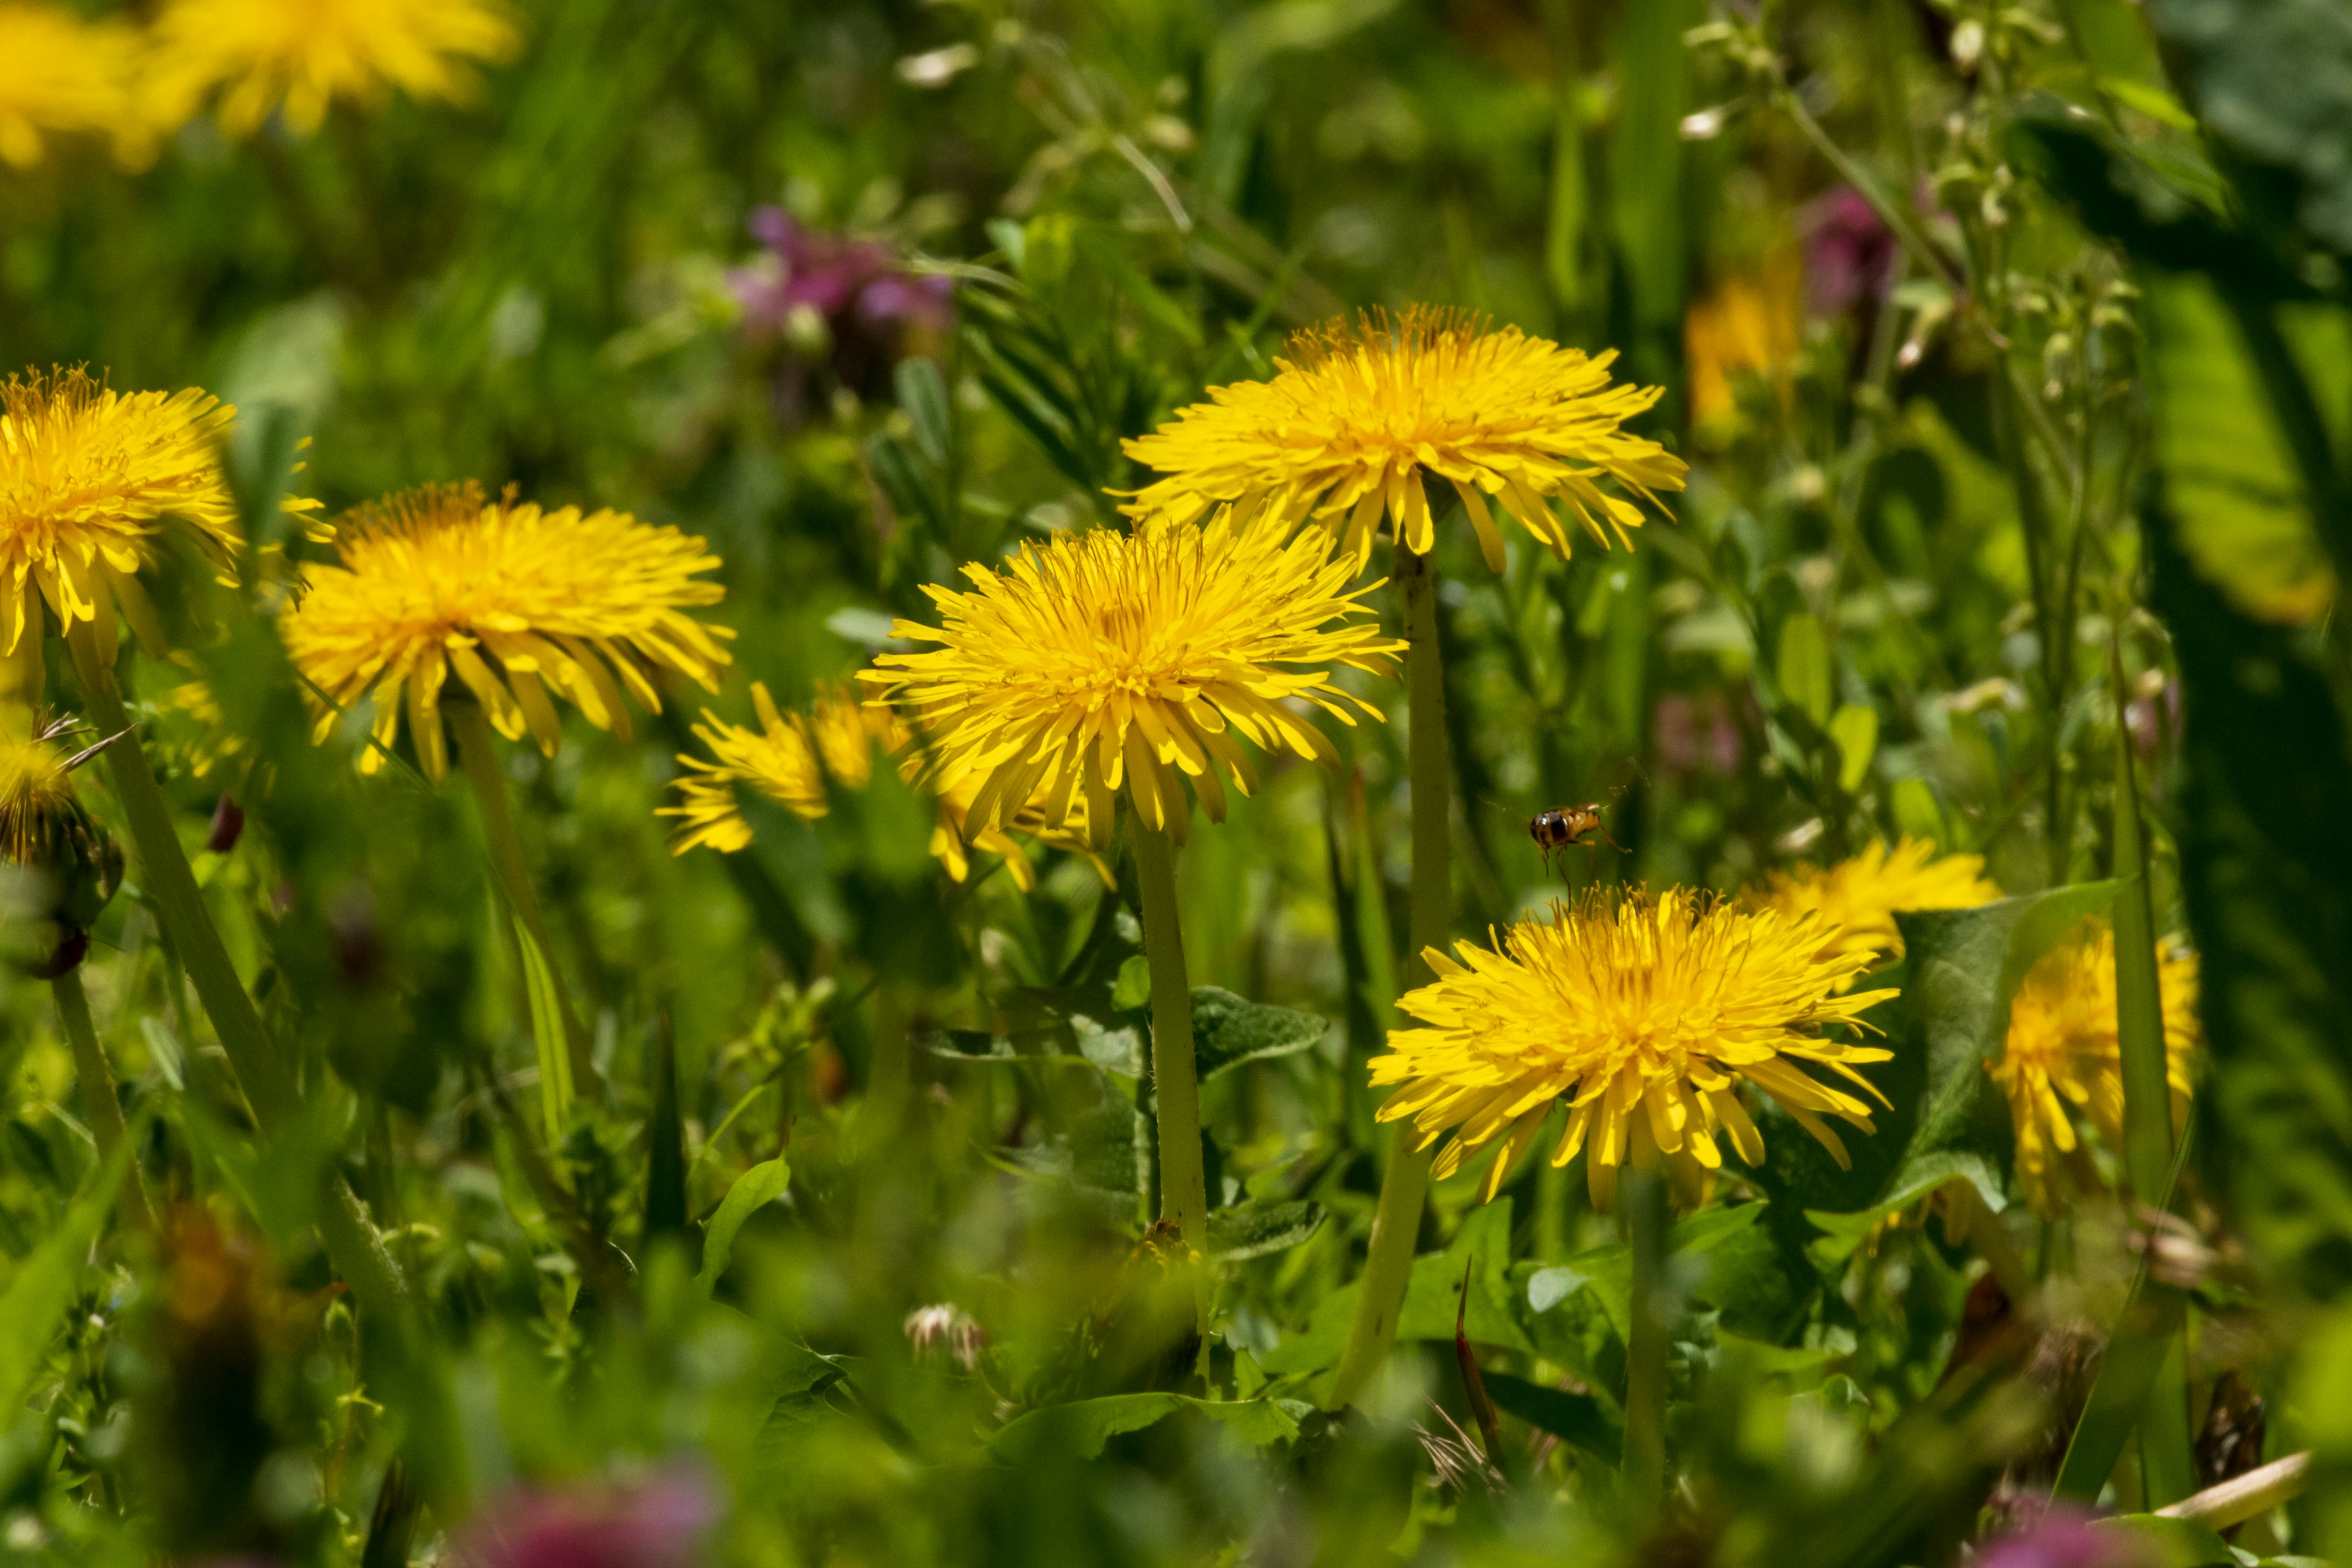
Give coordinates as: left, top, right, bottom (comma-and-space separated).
662, 680, 1099, 890
858, 510, 1403, 850
1120, 307, 1687, 571
0, 5, 149, 169
1370, 889, 1896, 1210
1749, 837, 2000, 984
282, 481, 729, 781
1989, 925, 2199, 1216
146, 0, 521, 137
0, 366, 237, 660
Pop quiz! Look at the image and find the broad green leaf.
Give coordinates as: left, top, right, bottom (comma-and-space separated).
894, 356, 952, 467
990, 1393, 1300, 1462
1207, 1199, 1325, 1262
1481, 1369, 1621, 1463
1523, 1203, 1784, 1343
512, 919, 573, 1139
2150, 497, 2352, 1303
1776, 614, 1833, 728
696, 1156, 790, 1295
0, 1132, 137, 1415
1265, 1201, 1528, 1375
1190, 988, 1329, 1080
1830, 705, 1879, 793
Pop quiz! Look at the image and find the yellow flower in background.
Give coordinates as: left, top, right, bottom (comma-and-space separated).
0, 5, 149, 169
146, 0, 521, 137
1370, 889, 1896, 1210
1990, 924, 2199, 1216
662, 680, 1101, 891
0, 367, 238, 660
859, 510, 1403, 850
1685, 255, 1802, 434
1120, 307, 1687, 572
282, 482, 729, 781
1749, 837, 2000, 985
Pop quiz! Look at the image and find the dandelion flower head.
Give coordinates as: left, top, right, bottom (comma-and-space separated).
1989, 923, 2198, 1216
146, 0, 521, 137
859, 509, 1403, 850
1370, 889, 1897, 1210
283, 481, 729, 781
663, 680, 1098, 891
1749, 837, 2000, 984
0, 730, 82, 867
1120, 307, 1687, 572
0, 6, 149, 169
0, 367, 237, 658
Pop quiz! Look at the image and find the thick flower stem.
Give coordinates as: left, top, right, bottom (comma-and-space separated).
1621, 1166, 1670, 1527
62, 624, 452, 1496
2110, 641, 2196, 1507
54, 966, 154, 1235
1329, 545, 1448, 1409
449, 701, 600, 1104
1132, 816, 1208, 1254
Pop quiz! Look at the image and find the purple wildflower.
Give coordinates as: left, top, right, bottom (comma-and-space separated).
1801, 186, 1900, 319
729, 208, 953, 421
1976, 1505, 2157, 1568
456, 1471, 715, 1568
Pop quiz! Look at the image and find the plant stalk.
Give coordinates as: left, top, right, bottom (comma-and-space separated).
63, 623, 456, 1500
1621, 1165, 1670, 1527
1132, 815, 1207, 1254
449, 701, 600, 1102
2109, 637, 2196, 1506
1329, 545, 1449, 1409
55, 965, 154, 1235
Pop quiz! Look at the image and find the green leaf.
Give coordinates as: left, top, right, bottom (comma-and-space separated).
1189, 987, 1329, 1080
643, 1019, 687, 1246
1763, 886, 2115, 1264
990, 1393, 1300, 1462
2150, 493, 2352, 1302
894, 356, 952, 467
2094, 1513, 2240, 1568
1481, 1370, 1621, 1463
0, 1131, 137, 1415
512, 918, 573, 1140
1265, 1200, 1528, 1376
1829, 705, 1879, 793
1776, 614, 1833, 729
696, 1156, 790, 1295
1207, 1199, 1325, 1262
1523, 1203, 1783, 1343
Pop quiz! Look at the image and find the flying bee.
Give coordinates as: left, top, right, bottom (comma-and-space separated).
1529, 803, 1623, 866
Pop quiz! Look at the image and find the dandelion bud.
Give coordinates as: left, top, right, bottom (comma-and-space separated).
0, 731, 124, 976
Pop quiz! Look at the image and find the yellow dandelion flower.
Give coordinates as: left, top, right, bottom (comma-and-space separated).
282, 481, 730, 782
1119, 307, 1688, 573
0, 366, 238, 660
662, 680, 1102, 892
1989, 924, 2199, 1216
1685, 255, 1802, 434
1749, 837, 2001, 984
146, 0, 521, 138
0, 5, 149, 169
1370, 889, 1898, 1210
0, 725, 123, 942
858, 510, 1403, 851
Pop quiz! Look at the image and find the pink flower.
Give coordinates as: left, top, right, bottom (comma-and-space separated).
457, 1471, 715, 1568
1977, 1505, 2157, 1568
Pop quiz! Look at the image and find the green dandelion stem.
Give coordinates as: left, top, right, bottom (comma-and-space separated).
1621, 1165, 1670, 1525
1132, 813, 1208, 1254
1330, 543, 1448, 1409
2111, 636, 2196, 1506
53, 964, 153, 1235
448, 698, 600, 1106
62, 624, 450, 1488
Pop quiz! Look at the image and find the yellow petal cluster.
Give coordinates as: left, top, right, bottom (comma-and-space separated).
0, 367, 238, 658
146, 0, 521, 137
1120, 307, 1687, 571
1989, 924, 2199, 1216
1748, 837, 2001, 986
1370, 889, 1896, 1210
282, 482, 729, 780
0, 5, 150, 169
663, 680, 1102, 891
858, 510, 1403, 849
0, 729, 81, 867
